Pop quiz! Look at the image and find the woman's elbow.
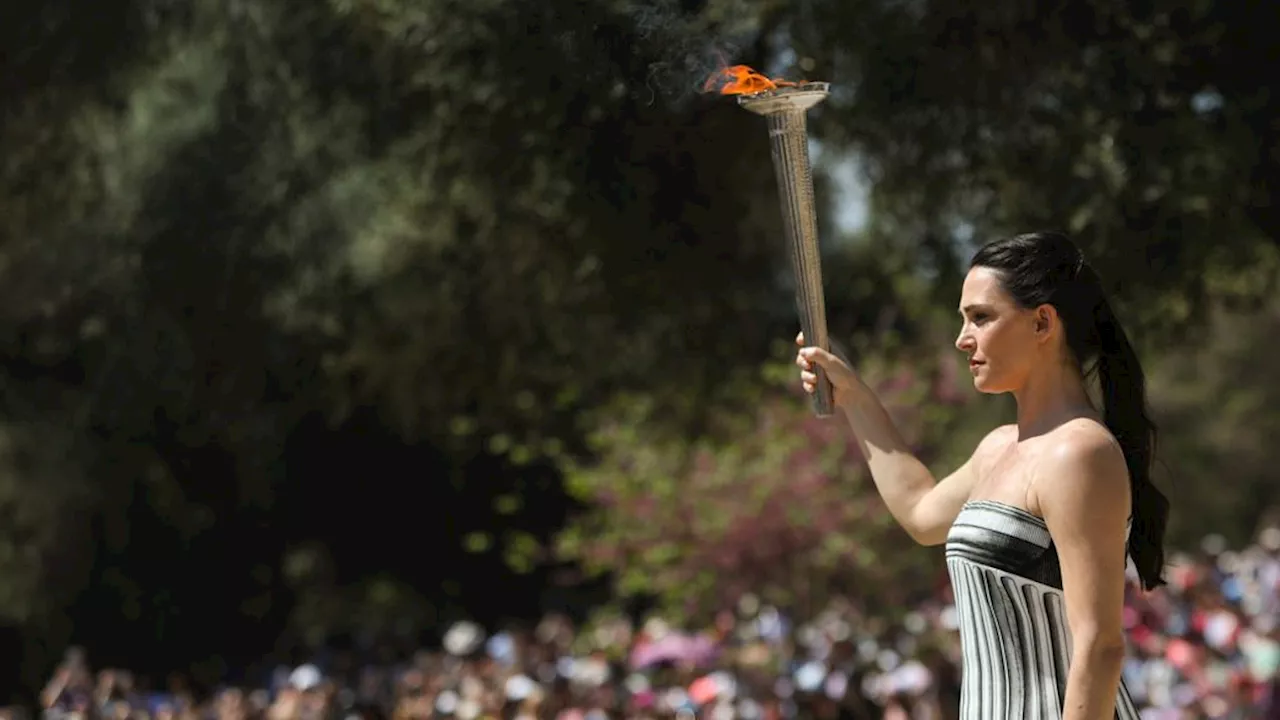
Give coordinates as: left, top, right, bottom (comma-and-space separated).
905, 525, 948, 546
1074, 629, 1127, 663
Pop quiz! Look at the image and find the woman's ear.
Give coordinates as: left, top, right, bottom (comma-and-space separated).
1034, 304, 1058, 342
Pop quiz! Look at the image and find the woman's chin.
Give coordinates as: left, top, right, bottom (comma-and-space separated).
972, 377, 1012, 395
972, 376, 1000, 394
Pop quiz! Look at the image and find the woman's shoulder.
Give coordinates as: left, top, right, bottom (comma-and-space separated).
973, 423, 1018, 456
1029, 419, 1129, 516
1044, 417, 1123, 461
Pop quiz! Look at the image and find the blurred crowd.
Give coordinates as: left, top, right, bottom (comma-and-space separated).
39, 527, 1280, 720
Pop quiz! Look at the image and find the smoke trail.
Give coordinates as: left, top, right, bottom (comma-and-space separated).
622, 0, 758, 105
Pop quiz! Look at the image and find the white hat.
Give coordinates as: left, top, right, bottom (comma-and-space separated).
794, 661, 826, 692
289, 665, 322, 691
939, 605, 959, 630
556, 656, 576, 678
505, 675, 536, 702
876, 650, 901, 672
903, 612, 927, 635
1260, 527, 1280, 551
889, 661, 932, 695
435, 690, 459, 715
444, 622, 484, 656
487, 632, 515, 663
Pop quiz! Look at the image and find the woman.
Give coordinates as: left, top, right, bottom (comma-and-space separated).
796, 232, 1168, 719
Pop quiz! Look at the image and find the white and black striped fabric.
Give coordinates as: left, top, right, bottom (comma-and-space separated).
945, 500, 1141, 719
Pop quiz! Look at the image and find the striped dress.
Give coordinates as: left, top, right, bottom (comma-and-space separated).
945, 500, 1141, 719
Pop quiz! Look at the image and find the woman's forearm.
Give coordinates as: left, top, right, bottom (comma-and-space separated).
1062, 639, 1126, 720
839, 383, 939, 536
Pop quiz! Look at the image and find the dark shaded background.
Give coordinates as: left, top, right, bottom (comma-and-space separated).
2, 0, 1279, 704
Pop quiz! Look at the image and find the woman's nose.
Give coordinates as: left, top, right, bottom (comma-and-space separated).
955, 328, 973, 352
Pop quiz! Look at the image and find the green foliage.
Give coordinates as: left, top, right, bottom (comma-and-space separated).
258, 0, 793, 445
805, 1, 1280, 333
554, 346, 983, 621
0, 0, 1277, 696
1146, 302, 1280, 546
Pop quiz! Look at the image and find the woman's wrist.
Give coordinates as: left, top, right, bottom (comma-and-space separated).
835, 379, 875, 413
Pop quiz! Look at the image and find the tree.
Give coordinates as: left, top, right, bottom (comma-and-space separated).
1, 0, 1279, 699
1146, 301, 1280, 547
553, 337, 1000, 621
0, 0, 809, 693
795, 0, 1280, 330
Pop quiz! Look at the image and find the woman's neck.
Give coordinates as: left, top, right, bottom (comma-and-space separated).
1012, 360, 1095, 438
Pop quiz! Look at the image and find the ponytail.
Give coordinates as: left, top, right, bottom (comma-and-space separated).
970, 232, 1171, 590
1094, 299, 1168, 591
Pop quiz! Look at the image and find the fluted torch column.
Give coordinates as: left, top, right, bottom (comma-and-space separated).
739, 84, 834, 417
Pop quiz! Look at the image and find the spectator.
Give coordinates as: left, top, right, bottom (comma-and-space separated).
39, 523, 1280, 719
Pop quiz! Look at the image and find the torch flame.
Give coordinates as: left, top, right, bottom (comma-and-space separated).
703, 65, 801, 95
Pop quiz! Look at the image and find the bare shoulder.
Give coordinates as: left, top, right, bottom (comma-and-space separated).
973, 423, 1018, 461
1031, 418, 1130, 520
982, 423, 1019, 445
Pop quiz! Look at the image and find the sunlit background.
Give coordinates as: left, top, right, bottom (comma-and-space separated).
4, 0, 1279, 718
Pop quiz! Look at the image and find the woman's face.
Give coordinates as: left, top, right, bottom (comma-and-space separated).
954, 266, 1042, 394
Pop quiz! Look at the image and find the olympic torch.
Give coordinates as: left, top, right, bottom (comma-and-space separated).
706, 66, 834, 417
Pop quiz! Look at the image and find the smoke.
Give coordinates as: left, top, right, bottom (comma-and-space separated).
623, 0, 757, 105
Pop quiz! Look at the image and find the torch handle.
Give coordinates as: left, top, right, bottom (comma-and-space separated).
799, 317, 835, 417
765, 111, 834, 417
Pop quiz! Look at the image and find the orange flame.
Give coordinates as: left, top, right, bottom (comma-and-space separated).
703, 65, 800, 95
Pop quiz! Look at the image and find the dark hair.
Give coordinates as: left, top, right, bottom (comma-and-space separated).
969, 231, 1169, 590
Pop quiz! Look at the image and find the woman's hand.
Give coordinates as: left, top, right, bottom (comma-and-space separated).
794, 332, 863, 409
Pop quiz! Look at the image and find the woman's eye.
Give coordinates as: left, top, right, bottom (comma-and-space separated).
971, 313, 989, 324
